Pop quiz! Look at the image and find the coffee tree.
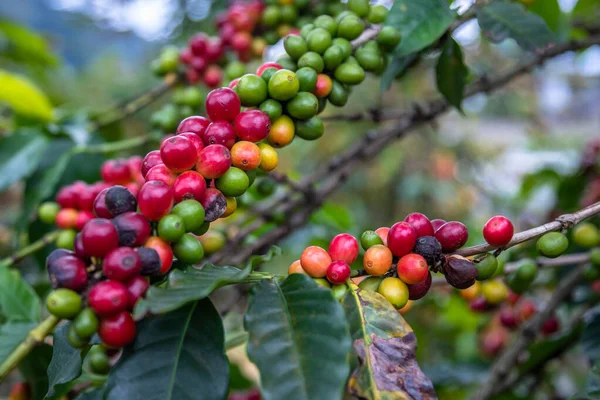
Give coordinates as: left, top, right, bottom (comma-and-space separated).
1, 0, 600, 399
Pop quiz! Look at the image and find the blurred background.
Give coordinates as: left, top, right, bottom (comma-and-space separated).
1, 0, 600, 398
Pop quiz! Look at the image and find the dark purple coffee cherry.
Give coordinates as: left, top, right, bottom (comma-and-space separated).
46, 248, 74, 270
412, 236, 442, 266
443, 255, 478, 289
136, 247, 162, 276
105, 185, 137, 217
407, 271, 432, 300
112, 212, 152, 247
48, 255, 88, 292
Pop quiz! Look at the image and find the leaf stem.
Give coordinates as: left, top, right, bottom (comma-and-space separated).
0, 315, 60, 382
0, 230, 59, 268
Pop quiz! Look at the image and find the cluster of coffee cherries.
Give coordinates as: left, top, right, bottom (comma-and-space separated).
289, 213, 516, 311
37, 156, 144, 249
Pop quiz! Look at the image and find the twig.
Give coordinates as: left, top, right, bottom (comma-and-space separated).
0, 231, 59, 268
0, 315, 60, 381
472, 263, 587, 400
350, 25, 382, 48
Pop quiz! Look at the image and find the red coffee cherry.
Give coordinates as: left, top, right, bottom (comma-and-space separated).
145, 236, 174, 274
233, 110, 271, 142
231, 31, 252, 53
499, 307, 519, 329
387, 222, 417, 258
56, 185, 79, 208
518, 299, 537, 322
101, 159, 131, 185
431, 219, 447, 232
203, 121, 236, 148
256, 62, 282, 76
125, 276, 150, 309
88, 281, 129, 317
138, 181, 174, 221
481, 329, 507, 357
192, 56, 207, 73
407, 271, 432, 300
178, 132, 205, 158
75, 210, 94, 231
375, 227, 389, 245
397, 253, 429, 284
300, 246, 331, 278
196, 145, 232, 179
326, 261, 351, 284
145, 164, 177, 186
98, 311, 136, 348
404, 212, 434, 238
47, 255, 88, 292
74, 233, 89, 261
77, 186, 97, 211
141, 150, 163, 178
186, 69, 200, 84
160, 136, 198, 173
173, 171, 207, 203
328, 233, 359, 265
435, 221, 469, 252
229, 78, 240, 89
103, 247, 142, 282
112, 212, 151, 247
541, 315, 560, 336
81, 218, 119, 258
200, 188, 227, 222
469, 296, 487, 312
206, 88, 241, 122
177, 116, 211, 139
230, 141, 261, 171
92, 189, 112, 218
483, 216, 514, 247
204, 65, 223, 88
205, 38, 224, 62
189, 33, 208, 55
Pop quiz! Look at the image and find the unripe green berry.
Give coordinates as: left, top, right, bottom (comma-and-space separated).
368, 5, 389, 24
38, 202, 60, 224
377, 26, 401, 51
537, 232, 569, 258
313, 15, 338, 36
56, 229, 77, 250
284, 35, 308, 60
572, 223, 600, 249
360, 230, 384, 250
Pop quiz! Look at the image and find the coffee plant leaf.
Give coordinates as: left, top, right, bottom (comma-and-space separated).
436, 37, 468, 113
0, 266, 41, 322
0, 130, 49, 192
45, 324, 87, 400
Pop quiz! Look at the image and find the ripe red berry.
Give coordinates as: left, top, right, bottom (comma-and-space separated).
98, 311, 136, 348
88, 281, 129, 317
481, 329, 507, 357
160, 136, 198, 173
56, 208, 78, 229
81, 218, 119, 258
407, 271, 432, 300
483, 216, 514, 247
112, 212, 151, 247
180, 48, 193, 64
103, 247, 142, 282
173, 171, 207, 203
191, 56, 207, 73
204, 65, 223, 88
229, 78, 240, 89
74, 233, 89, 261
145, 236, 174, 274
138, 181, 174, 221
203, 121, 236, 148
56, 185, 79, 208
125, 276, 150, 309
326, 261, 351, 284
141, 150, 162, 178
256, 62, 282, 76
206, 88, 241, 122
541, 315, 560, 335
233, 110, 271, 142
518, 300, 537, 321
404, 213, 434, 238
470, 297, 487, 312
77, 186, 97, 211
47, 255, 88, 292
145, 164, 177, 186
186, 69, 200, 84
431, 219, 447, 232
200, 188, 227, 222
101, 159, 131, 185
75, 210, 94, 231
92, 189, 112, 218
205, 38, 224, 62
178, 132, 205, 158
397, 253, 429, 284
189, 33, 208, 55
328, 233, 359, 265
435, 221, 469, 252
375, 227, 389, 245
128, 156, 143, 180
177, 116, 210, 139
387, 222, 417, 258
196, 145, 232, 179
499, 307, 519, 329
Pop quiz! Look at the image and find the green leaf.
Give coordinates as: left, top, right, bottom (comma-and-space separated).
0, 267, 41, 322
0, 69, 53, 121
381, 54, 418, 91
519, 169, 561, 200
573, 0, 600, 19
310, 202, 353, 231
0, 131, 49, 192
527, 0, 563, 33
74, 388, 104, 400
137, 246, 280, 315
582, 307, 600, 364
244, 274, 351, 400
572, 362, 600, 400
386, 0, 455, 56
45, 324, 86, 400
0, 20, 58, 67
435, 38, 468, 112
104, 300, 229, 400
342, 283, 436, 399
0, 321, 36, 361
477, 0, 556, 52
19, 343, 53, 400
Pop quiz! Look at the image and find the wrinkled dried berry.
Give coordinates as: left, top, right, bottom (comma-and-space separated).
413, 236, 442, 266
201, 188, 227, 222
443, 255, 478, 289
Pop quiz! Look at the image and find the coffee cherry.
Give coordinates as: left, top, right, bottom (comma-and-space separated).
257, 62, 282, 76
377, 26, 401, 51
178, 132, 205, 158
47, 254, 88, 292
268, 70, 300, 101
104, 186, 137, 217
56, 229, 77, 250
363, 244, 393, 276
138, 181, 174, 221
377, 277, 409, 309
46, 289, 82, 319
368, 4, 389, 24
87, 345, 110, 374
481, 280, 508, 305
56, 186, 79, 208
203, 121, 236, 148
103, 247, 142, 282
235, 74, 268, 106
46, 248, 73, 268
158, 214, 185, 242
314, 278, 331, 288
387, 222, 417, 258
469, 297, 487, 312
56, 208, 78, 229
404, 213, 434, 238
375, 227, 389, 245
170, 200, 205, 233
177, 116, 211, 138
541, 315, 560, 336
259, 99, 283, 122
480, 329, 507, 357
475, 254, 498, 281
435, 221, 469, 252
196, 145, 232, 179
39, 202, 60, 224
99, 311, 136, 348
198, 229, 227, 253
572, 222, 600, 249
591, 248, 600, 267
234, 110, 271, 142
300, 246, 332, 278
360, 230, 384, 250
397, 253, 428, 284
429, 219, 446, 232
173, 233, 204, 264
89, 281, 129, 317
135, 247, 162, 276
81, 218, 119, 258
518, 299, 537, 321
536, 232, 569, 258
201, 188, 227, 222
326, 261, 351, 284
460, 284, 481, 304
288, 260, 306, 275
112, 212, 151, 247
125, 276, 150, 309
413, 236, 442, 266
231, 141, 261, 171
328, 233, 359, 265
499, 307, 519, 329
73, 233, 89, 261
407, 271, 432, 300
101, 159, 131, 185
268, 115, 295, 148
443, 255, 478, 289
483, 216, 514, 247
216, 167, 249, 197
93, 189, 112, 219
190, 33, 208, 55
75, 210, 94, 231
348, 0, 370, 17
258, 143, 278, 171
286, 92, 319, 120
73, 308, 99, 338
160, 136, 198, 173
311, 74, 332, 98
140, 151, 161, 178
172, 171, 207, 204
205, 88, 241, 122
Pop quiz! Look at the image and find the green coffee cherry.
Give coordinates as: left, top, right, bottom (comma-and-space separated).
348, 0, 370, 18
171, 199, 205, 233
73, 308, 99, 338
56, 229, 77, 250
192, 221, 211, 237
88, 347, 110, 374
537, 232, 569, 258
334, 63, 365, 85
358, 276, 383, 291
328, 80, 350, 107
297, 51, 324, 73
46, 289, 82, 319
332, 284, 348, 301
173, 234, 204, 264
300, 23, 315, 39
583, 263, 600, 281
235, 74, 268, 106
475, 254, 498, 281
516, 261, 538, 282
306, 28, 333, 55
216, 167, 250, 197
337, 15, 365, 40
275, 55, 297, 71
158, 214, 185, 242
295, 117, 324, 140
591, 248, 600, 266
261, 67, 278, 83
572, 223, 600, 249
377, 26, 401, 51
323, 45, 345, 70
259, 99, 283, 121
268, 69, 300, 101
355, 42, 383, 71
38, 202, 60, 224
360, 230, 384, 250
314, 278, 331, 288
67, 324, 88, 348
262, 6, 281, 27
225, 61, 246, 80
368, 5, 389, 24
280, 5, 298, 24
313, 15, 338, 36
284, 35, 308, 60
286, 92, 319, 120
332, 38, 352, 59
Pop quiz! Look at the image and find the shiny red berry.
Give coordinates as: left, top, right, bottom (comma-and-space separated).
103, 247, 142, 282
88, 281, 129, 317
141, 151, 162, 178
431, 219, 447, 232
99, 311, 136, 348
101, 159, 131, 185
204, 65, 223, 88
177, 116, 211, 139
75, 210, 94, 231
77, 186, 97, 211
196, 145, 232, 179
112, 212, 151, 247
205, 38, 224, 62
404, 213, 434, 238
483, 216, 514, 247
256, 62, 282, 76
92, 189, 112, 218
499, 307, 519, 329
387, 222, 417, 258
469, 297, 487, 312
178, 132, 204, 158
326, 261, 351, 284
191, 56, 207, 72
47, 255, 88, 292
203, 121, 236, 148
541, 315, 560, 335
407, 271, 432, 300
328, 233, 359, 265
145, 164, 176, 186
206, 88, 241, 122
189, 33, 208, 55
81, 218, 119, 258
125, 276, 150, 309
397, 253, 428, 284
138, 181, 174, 221
160, 136, 198, 173
145, 236, 174, 274
435, 221, 469, 252
56, 185, 79, 208
173, 171, 207, 203
234, 110, 271, 143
